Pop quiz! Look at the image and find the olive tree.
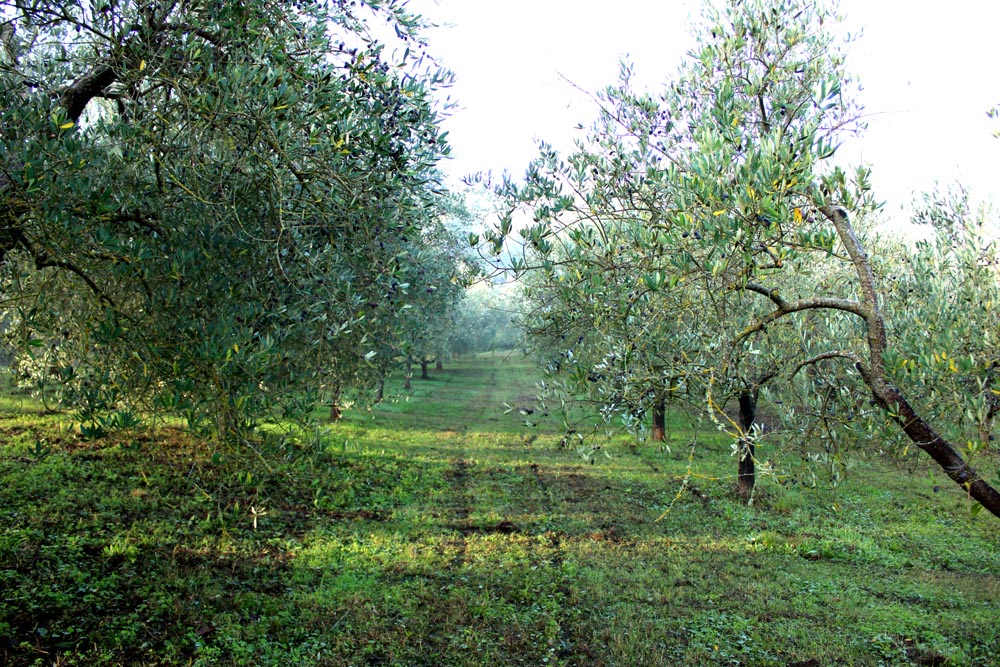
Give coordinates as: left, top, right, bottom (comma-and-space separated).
494, 66, 806, 489
488, 0, 1000, 516
0, 0, 460, 437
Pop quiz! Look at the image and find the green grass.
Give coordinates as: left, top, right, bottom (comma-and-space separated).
1, 356, 998, 666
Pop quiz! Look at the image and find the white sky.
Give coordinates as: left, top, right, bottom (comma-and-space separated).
411, 0, 1000, 219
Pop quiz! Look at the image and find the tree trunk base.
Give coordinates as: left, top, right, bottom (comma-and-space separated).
737, 391, 757, 498
652, 399, 666, 442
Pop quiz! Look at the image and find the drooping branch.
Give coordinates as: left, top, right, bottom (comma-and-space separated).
33, 255, 116, 307
734, 281, 869, 346
789, 350, 864, 380
16, 232, 116, 306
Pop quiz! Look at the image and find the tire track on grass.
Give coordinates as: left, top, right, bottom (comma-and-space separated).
528, 461, 602, 666
432, 361, 600, 664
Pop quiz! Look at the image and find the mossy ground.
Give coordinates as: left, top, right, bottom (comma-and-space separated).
1, 357, 998, 666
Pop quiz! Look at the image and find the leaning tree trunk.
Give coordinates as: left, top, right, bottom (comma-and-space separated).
824, 206, 1000, 519
815, 207, 1000, 517
651, 398, 666, 443
736, 390, 757, 497
736, 197, 1000, 517
870, 376, 1000, 517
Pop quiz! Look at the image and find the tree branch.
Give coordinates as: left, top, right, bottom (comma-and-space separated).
819, 205, 888, 362
750, 363, 779, 389
34, 255, 115, 307
46, 8, 228, 124
14, 231, 115, 306
61, 64, 117, 122
160, 22, 224, 47
743, 281, 868, 316
111, 210, 166, 237
789, 350, 864, 379
734, 281, 869, 346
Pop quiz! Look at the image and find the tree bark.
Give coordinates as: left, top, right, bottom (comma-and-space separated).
404, 355, 412, 390
61, 65, 117, 123
736, 390, 757, 497
651, 398, 666, 442
420, 357, 429, 380
868, 375, 1000, 517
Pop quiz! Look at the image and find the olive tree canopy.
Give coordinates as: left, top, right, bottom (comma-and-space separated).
488, 0, 1000, 517
0, 0, 463, 437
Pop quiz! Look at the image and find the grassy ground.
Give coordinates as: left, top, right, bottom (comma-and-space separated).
1, 356, 998, 666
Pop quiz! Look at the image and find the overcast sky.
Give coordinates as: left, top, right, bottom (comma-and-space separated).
411, 0, 1000, 218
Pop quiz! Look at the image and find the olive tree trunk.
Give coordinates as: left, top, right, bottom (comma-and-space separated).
651, 398, 666, 442
736, 390, 757, 497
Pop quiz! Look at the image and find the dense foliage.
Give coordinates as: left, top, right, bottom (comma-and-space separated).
0, 0, 466, 436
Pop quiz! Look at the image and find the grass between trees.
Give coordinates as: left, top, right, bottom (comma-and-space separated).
1, 357, 998, 667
